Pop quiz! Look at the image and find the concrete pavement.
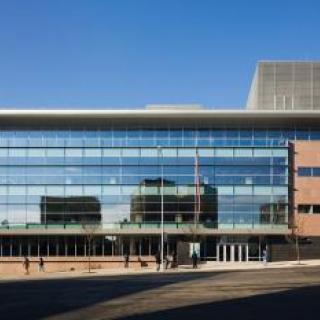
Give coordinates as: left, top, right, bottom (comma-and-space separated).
1, 265, 320, 319
1, 259, 320, 282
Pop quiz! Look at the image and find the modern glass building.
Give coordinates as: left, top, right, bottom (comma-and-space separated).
1, 61, 320, 265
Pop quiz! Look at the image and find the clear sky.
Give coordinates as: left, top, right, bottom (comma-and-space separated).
1, 0, 320, 109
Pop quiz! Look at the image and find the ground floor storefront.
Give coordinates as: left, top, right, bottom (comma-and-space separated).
1, 234, 319, 274
0, 235, 267, 262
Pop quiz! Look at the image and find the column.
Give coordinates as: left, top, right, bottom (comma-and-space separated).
238, 245, 242, 262
47, 238, 49, 256
102, 236, 105, 256
216, 244, 220, 262
230, 245, 235, 262
246, 244, 249, 262
223, 245, 227, 262
9, 239, 12, 257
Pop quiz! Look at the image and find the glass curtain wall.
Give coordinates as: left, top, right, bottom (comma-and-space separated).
0, 127, 291, 229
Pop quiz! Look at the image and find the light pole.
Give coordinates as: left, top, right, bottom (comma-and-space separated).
157, 146, 164, 272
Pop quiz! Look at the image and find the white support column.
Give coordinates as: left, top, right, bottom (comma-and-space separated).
246, 244, 249, 262
216, 244, 219, 262
238, 245, 242, 262
230, 245, 235, 262
223, 245, 227, 262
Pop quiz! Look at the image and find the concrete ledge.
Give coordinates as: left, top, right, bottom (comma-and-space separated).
0, 256, 156, 275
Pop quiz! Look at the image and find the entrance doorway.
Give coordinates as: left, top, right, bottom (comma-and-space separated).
216, 243, 248, 262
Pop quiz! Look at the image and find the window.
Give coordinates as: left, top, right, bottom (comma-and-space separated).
47, 148, 64, 157
28, 148, 46, 157
298, 167, 312, 176
177, 148, 196, 157
297, 167, 320, 177
65, 149, 82, 157
215, 148, 233, 157
9, 148, 26, 157
141, 148, 158, 157
234, 148, 253, 157
313, 205, 320, 214
103, 149, 121, 157
0, 149, 8, 157
198, 148, 214, 157
313, 168, 320, 176
122, 148, 140, 157
234, 186, 252, 195
253, 149, 272, 157
253, 186, 272, 195
84, 148, 101, 157
298, 204, 320, 214
217, 186, 233, 195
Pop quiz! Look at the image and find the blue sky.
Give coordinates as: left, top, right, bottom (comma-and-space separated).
1, 0, 320, 109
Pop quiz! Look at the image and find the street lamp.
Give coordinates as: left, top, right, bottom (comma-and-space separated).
157, 146, 164, 272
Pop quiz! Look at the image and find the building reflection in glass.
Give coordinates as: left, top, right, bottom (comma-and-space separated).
130, 178, 217, 223
40, 196, 102, 224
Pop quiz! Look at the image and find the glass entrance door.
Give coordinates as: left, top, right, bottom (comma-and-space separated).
216, 243, 248, 262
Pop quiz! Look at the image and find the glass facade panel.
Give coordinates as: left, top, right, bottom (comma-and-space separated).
0, 126, 292, 229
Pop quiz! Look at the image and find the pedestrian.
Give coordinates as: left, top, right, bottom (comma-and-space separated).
38, 256, 45, 272
124, 252, 129, 268
171, 252, 177, 269
192, 251, 198, 269
23, 256, 30, 275
262, 249, 267, 266
165, 254, 172, 270
155, 251, 161, 271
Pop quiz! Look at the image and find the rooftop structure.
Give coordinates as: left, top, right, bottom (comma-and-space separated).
247, 61, 320, 111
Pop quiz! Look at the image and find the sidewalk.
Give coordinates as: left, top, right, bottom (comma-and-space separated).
1, 259, 320, 282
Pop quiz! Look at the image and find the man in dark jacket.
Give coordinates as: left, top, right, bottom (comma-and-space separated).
192, 251, 198, 269
155, 251, 161, 271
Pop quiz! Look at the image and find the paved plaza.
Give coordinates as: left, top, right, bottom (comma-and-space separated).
1, 263, 320, 319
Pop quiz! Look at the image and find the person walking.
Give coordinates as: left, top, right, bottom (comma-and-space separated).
192, 251, 198, 269
23, 256, 30, 275
38, 256, 45, 272
124, 252, 129, 269
165, 254, 172, 270
262, 249, 268, 266
155, 250, 161, 271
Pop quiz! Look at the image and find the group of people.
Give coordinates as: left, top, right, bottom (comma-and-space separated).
23, 256, 45, 275
154, 251, 178, 271
123, 251, 180, 271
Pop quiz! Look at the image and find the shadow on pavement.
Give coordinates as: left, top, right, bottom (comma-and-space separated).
122, 284, 320, 320
0, 271, 223, 320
